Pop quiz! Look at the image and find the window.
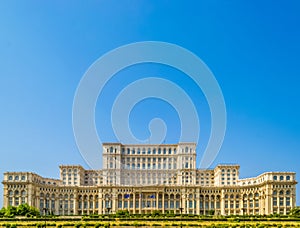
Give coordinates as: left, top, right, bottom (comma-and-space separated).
279, 197, 284, 206
273, 176, 277, 181
21, 176, 26, 181
286, 197, 290, 206
8, 176, 12, 181
15, 176, 19, 180
286, 176, 290, 181
280, 176, 284, 181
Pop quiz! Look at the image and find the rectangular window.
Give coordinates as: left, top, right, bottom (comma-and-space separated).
225, 200, 228, 208
279, 197, 284, 206
273, 197, 277, 206
9, 197, 13, 206
286, 197, 290, 206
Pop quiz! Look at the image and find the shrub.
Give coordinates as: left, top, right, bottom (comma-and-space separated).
103, 223, 110, 228
74, 223, 81, 228
94, 223, 101, 228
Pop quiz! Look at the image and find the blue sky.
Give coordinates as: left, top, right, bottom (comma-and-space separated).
0, 0, 300, 207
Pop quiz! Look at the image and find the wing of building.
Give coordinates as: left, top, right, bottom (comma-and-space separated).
2, 143, 297, 216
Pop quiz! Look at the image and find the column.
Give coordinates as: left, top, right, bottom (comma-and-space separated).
233, 200, 236, 215
182, 194, 186, 214
220, 198, 225, 215
139, 193, 142, 214
133, 193, 136, 214
214, 198, 217, 215
196, 194, 200, 215
247, 198, 250, 215
74, 192, 78, 215
55, 196, 59, 216
240, 197, 243, 216
284, 196, 286, 215
276, 195, 280, 214
162, 193, 165, 213
112, 194, 116, 214
156, 192, 159, 210
99, 194, 102, 214
93, 195, 96, 214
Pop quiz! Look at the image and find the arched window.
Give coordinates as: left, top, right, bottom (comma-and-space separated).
273, 190, 277, 195
286, 176, 290, 181
286, 190, 290, 195
273, 176, 277, 181
280, 176, 284, 181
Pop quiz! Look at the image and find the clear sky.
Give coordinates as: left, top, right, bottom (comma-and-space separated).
0, 1, 300, 207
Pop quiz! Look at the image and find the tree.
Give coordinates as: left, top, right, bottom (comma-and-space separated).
4, 206, 17, 218
0, 204, 40, 218
289, 207, 300, 217
17, 204, 31, 216
0, 207, 6, 217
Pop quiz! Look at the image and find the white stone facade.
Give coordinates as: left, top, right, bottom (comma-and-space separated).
2, 143, 297, 216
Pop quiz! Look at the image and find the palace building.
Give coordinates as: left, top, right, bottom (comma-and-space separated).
2, 142, 297, 216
